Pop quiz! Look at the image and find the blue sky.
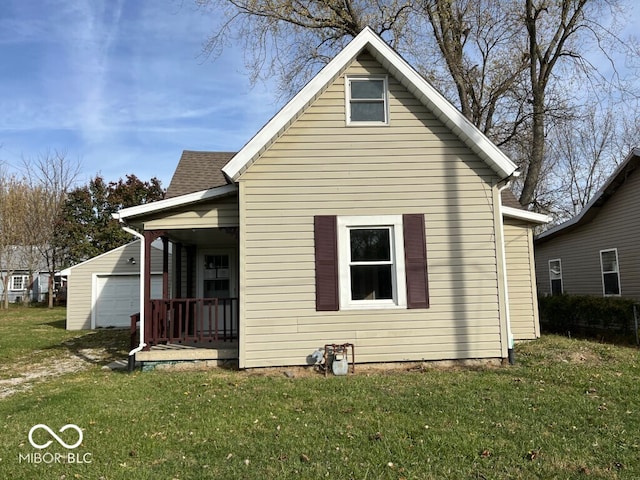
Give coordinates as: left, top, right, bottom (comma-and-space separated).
1, 1, 637, 190
0, 0, 277, 188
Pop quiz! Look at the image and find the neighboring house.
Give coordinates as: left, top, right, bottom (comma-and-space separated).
0, 246, 49, 304
535, 148, 640, 299
62, 241, 168, 330
114, 28, 548, 368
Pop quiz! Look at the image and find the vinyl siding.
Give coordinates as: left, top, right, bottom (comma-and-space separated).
142, 194, 239, 230
535, 167, 640, 299
66, 243, 165, 330
238, 53, 505, 367
504, 218, 540, 340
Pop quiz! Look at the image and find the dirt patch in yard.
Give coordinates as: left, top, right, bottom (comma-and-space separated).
0, 347, 119, 399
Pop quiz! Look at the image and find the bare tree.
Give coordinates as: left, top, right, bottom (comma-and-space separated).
419, 0, 529, 145
195, 0, 638, 213
23, 150, 80, 308
0, 173, 30, 308
538, 99, 640, 226
197, 0, 413, 95
543, 106, 618, 221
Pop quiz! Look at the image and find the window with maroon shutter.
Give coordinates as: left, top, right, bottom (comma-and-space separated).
314, 214, 429, 311
403, 214, 429, 308
314, 216, 339, 311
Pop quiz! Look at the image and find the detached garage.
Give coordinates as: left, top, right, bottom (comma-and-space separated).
63, 241, 167, 330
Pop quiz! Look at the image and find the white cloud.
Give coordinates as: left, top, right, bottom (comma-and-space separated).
0, 0, 279, 185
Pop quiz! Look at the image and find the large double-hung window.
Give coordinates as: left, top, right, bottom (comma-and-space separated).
314, 214, 429, 311
338, 216, 406, 309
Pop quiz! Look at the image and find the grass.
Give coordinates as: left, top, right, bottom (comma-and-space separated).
0, 306, 639, 479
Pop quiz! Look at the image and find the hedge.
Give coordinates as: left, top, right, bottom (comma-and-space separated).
539, 294, 639, 342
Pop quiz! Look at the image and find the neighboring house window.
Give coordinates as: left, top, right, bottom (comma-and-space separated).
600, 249, 621, 296
9, 275, 29, 291
549, 259, 563, 295
346, 76, 389, 125
314, 214, 429, 311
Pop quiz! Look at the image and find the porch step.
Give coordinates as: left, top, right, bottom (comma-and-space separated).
136, 342, 238, 362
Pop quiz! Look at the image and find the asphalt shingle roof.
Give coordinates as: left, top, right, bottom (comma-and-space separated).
165, 150, 236, 199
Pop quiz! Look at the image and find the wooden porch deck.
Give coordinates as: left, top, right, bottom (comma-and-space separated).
136, 341, 239, 362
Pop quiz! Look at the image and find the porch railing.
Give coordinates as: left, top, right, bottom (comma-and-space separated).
130, 298, 238, 349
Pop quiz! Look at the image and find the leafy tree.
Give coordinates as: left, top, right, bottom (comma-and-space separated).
55, 175, 165, 266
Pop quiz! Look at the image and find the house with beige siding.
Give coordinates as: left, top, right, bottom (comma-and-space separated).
114, 28, 548, 369
535, 148, 640, 299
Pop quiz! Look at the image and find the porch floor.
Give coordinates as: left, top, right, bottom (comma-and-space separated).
136, 341, 238, 362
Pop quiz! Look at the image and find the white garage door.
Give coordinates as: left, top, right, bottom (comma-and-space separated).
95, 275, 162, 328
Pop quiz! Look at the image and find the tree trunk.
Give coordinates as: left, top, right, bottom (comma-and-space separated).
48, 273, 55, 308
520, 96, 546, 207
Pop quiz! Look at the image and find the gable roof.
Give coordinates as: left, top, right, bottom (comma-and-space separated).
166, 150, 234, 199
0, 245, 48, 272
115, 183, 237, 221
60, 240, 165, 276
536, 147, 640, 243
116, 28, 526, 223
222, 27, 518, 182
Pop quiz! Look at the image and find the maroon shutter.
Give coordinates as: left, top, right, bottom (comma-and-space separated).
403, 214, 429, 309
314, 216, 339, 311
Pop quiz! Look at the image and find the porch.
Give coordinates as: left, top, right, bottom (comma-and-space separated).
135, 342, 239, 363
125, 224, 240, 363
130, 297, 239, 363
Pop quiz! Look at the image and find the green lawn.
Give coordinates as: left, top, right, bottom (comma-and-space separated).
1, 306, 639, 479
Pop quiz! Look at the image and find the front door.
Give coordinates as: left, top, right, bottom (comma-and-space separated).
198, 250, 238, 338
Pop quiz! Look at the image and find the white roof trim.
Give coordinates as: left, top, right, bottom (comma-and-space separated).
502, 206, 550, 224
113, 183, 238, 220
61, 241, 138, 275
60, 240, 166, 275
222, 27, 518, 182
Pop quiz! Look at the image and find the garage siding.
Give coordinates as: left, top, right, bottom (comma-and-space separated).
66, 242, 166, 330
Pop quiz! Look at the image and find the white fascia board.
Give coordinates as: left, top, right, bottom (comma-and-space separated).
502, 206, 550, 224
113, 183, 238, 220
222, 27, 518, 181
222, 30, 374, 181
363, 36, 517, 179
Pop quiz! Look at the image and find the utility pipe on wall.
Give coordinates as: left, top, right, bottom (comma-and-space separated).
497, 175, 519, 365
119, 223, 147, 365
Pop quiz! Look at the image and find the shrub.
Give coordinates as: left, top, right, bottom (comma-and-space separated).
539, 294, 639, 342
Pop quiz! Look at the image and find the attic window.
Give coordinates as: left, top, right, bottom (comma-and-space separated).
346, 76, 388, 125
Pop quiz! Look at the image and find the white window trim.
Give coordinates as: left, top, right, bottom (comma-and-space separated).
600, 248, 621, 296
337, 215, 406, 310
548, 258, 563, 294
345, 75, 389, 126
9, 275, 29, 291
